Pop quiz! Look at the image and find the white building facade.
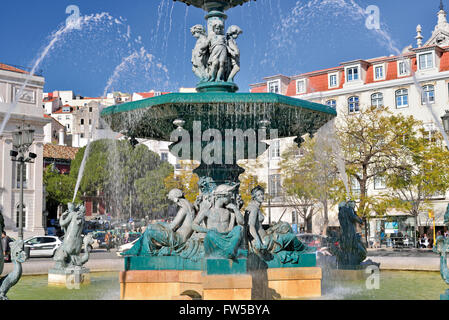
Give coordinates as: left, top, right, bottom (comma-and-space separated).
0, 63, 50, 238
249, 7, 449, 240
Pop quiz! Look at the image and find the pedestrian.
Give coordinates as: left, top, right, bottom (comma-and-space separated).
1, 231, 12, 262
105, 231, 112, 252
445, 230, 449, 238
124, 229, 129, 244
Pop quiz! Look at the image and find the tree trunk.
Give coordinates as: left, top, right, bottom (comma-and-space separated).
321, 200, 329, 236
414, 214, 419, 248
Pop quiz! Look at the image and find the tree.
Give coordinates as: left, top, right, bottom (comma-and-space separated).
164, 161, 199, 203
69, 139, 167, 220
336, 106, 420, 220
44, 164, 78, 205
280, 131, 343, 235
135, 161, 174, 219
382, 125, 449, 247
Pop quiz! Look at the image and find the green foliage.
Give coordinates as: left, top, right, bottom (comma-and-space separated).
164, 162, 199, 203
43, 164, 78, 205
52, 139, 173, 219
382, 125, 449, 219
280, 133, 342, 234
135, 161, 174, 216
336, 105, 421, 218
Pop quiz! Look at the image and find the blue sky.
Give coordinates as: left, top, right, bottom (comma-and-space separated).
0, 0, 442, 96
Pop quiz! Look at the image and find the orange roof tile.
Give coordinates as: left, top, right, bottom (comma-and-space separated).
43, 144, 79, 160
0, 63, 28, 74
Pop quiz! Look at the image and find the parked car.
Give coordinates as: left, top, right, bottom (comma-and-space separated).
24, 236, 62, 258
297, 233, 327, 248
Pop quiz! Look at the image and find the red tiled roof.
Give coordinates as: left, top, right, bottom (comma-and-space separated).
0, 63, 28, 74
43, 144, 79, 160
135, 92, 171, 99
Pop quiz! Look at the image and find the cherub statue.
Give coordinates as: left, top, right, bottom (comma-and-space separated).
226, 25, 243, 82
191, 24, 209, 82
207, 20, 228, 82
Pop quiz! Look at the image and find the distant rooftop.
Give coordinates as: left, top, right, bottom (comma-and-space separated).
43, 144, 79, 161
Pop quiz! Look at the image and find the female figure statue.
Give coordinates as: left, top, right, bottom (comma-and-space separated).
245, 186, 307, 264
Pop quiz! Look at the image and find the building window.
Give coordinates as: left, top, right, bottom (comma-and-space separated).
92, 200, 98, 214
348, 96, 360, 114
65, 115, 70, 120
58, 116, 62, 121
89, 107, 93, 112
351, 176, 361, 194
16, 204, 26, 229
396, 89, 408, 108
374, 176, 386, 190
422, 85, 435, 104
14, 163, 27, 189
371, 93, 384, 108
161, 152, 168, 162
270, 140, 280, 158
346, 67, 359, 82
80, 119, 84, 125
329, 73, 338, 88
418, 52, 434, 70
80, 133, 84, 138
326, 99, 337, 109
374, 65, 384, 80
89, 119, 92, 125
269, 174, 282, 198
398, 60, 409, 76
268, 80, 280, 94
296, 79, 306, 94
66, 124, 70, 130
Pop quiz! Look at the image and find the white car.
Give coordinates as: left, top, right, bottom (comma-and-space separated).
24, 236, 62, 258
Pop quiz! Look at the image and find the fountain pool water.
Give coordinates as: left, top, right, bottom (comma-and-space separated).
5, 271, 446, 300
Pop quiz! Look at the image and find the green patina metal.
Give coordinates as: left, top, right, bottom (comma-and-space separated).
173, 0, 253, 12
101, 92, 336, 142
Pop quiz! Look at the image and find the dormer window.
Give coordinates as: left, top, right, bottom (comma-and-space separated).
398, 60, 410, 76
374, 64, 385, 81
328, 72, 339, 88
418, 52, 434, 70
346, 67, 359, 82
268, 80, 280, 94
296, 79, 306, 94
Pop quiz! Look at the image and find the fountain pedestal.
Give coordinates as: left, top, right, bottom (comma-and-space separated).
48, 267, 91, 286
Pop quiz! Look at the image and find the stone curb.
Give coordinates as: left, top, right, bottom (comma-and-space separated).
366, 256, 440, 272
1, 258, 124, 276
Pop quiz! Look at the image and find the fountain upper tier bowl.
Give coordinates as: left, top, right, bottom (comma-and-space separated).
173, 0, 253, 12
100, 92, 337, 142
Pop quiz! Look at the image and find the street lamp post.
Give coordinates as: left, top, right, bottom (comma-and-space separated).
259, 119, 271, 225
10, 124, 36, 241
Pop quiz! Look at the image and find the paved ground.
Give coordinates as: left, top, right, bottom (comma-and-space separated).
1, 249, 124, 276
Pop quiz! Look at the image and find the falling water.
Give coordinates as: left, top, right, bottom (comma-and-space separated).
0, 12, 120, 137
